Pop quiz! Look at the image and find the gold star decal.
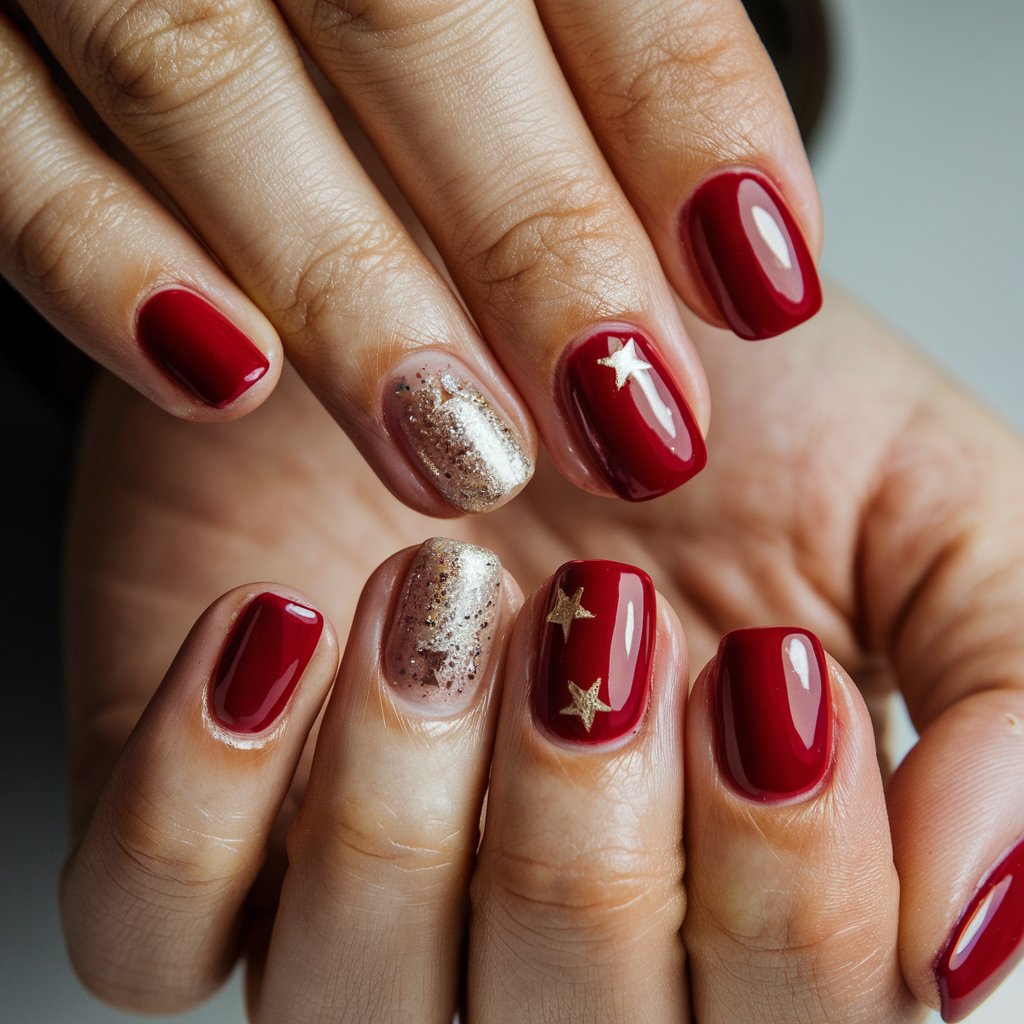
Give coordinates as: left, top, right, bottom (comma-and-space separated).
545, 585, 595, 642
596, 337, 653, 389
559, 678, 612, 732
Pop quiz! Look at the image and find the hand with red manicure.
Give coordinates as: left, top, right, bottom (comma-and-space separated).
0, 0, 822, 515
60, 288, 1024, 1022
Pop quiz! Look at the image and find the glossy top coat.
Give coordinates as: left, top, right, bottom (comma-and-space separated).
534, 560, 655, 745
713, 626, 832, 801
684, 170, 822, 340
211, 593, 323, 734
562, 327, 706, 501
936, 835, 1024, 1022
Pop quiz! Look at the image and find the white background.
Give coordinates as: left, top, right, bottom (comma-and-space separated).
3, 0, 1022, 1020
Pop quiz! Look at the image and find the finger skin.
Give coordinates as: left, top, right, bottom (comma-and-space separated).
857, 385, 1024, 1019
279, 0, 712, 499
255, 540, 519, 1024
684, 633, 920, 1024
469, 564, 690, 1023
23, 0, 535, 516
60, 585, 338, 1013
0, 12, 282, 418
540, 0, 823, 338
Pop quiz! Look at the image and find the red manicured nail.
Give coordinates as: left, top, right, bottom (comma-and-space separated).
137, 288, 269, 407
210, 593, 323, 734
682, 169, 822, 340
534, 560, 655, 745
562, 326, 706, 501
936, 836, 1024, 1022
713, 626, 831, 801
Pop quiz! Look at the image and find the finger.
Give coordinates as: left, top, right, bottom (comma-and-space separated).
26, 0, 535, 515
684, 627, 920, 1023
859, 395, 1024, 1021
60, 586, 338, 1013
254, 539, 517, 1024
542, 0, 823, 339
469, 560, 689, 1021
280, 0, 710, 502
0, 12, 280, 416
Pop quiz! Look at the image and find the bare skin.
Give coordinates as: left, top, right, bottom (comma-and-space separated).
62, 288, 1024, 1021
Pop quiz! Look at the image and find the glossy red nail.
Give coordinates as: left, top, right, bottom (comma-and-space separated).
210, 593, 323, 734
683, 169, 822, 340
562, 327, 706, 501
137, 288, 269, 407
713, 626, 831, 801
534, 560, 655, 745
936, 836, 1024, 1022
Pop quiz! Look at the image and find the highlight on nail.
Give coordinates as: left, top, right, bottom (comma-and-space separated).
935, 834, 1024, 1022
384, 354, 533, 513
383, 538, 504, 708
533, 559, 655, 745
209, 592, 324, 735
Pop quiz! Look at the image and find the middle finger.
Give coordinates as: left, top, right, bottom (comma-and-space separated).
282, 0, 710, 501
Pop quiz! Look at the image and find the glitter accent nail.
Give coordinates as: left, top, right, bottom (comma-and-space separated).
384, 538, 504, 707
385, 356, 533, 513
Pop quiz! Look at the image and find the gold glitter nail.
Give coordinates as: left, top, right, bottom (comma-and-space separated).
387, 361, 533, 513
384, 538, 503, 706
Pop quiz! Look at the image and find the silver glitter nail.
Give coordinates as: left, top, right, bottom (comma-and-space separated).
384, 538, 503, 706
387, 362, 533, 513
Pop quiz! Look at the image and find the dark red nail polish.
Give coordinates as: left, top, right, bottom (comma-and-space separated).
137, 288, 269, 407
936, 836, 1024, 1022
713, 627, 831, 801
534, 560, 655, 745
210, 593, 323, 734
683, 169, 822, 340
562, 327, 706, 501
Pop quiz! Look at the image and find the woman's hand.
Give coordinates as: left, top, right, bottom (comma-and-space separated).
0, 0, 821, 513
61, 288, 1024, 1021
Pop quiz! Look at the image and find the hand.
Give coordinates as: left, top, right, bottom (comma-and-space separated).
61, 289, 1024, 1021
0, 0, 821, 514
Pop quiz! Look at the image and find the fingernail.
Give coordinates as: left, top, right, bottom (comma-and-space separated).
561, 326, 706, 501
210, 593, 323, 734
384, 538, 504, 709
137, 288, 269, 407
936, 835, 1024, 1022
385, 354, 533, 513
682, 169, 822, 340
712, 627, 832, 801
533, 560, 655, 745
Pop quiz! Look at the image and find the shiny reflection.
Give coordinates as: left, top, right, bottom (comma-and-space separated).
752, 204, 793, 269
783, 632, 821, 749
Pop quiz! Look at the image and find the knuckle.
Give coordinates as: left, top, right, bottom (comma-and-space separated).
9, 177, 127, 307
459, 178, 630, 312
287, 801, 462, 893
308, 0, 473, 46
100, 795, 249, 902
272, 214, 418, 340
476, 842, 681, 949
79, 0, 270, 115
597, 10, 770, 158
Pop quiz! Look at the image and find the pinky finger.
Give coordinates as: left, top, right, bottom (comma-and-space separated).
0, 13, 280, 417
60, 585, 338, 1013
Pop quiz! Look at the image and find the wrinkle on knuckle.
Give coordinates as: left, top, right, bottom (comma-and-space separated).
80, 0, 269, 116
478, 843, 677, 949
272, 215, 414, 339
99, 794, 249, 906
11, 176, 128, 306
459, 181, 628, 310
596, 16, 768, 159
308, 0, 479, 49
287, 804, 462, 890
